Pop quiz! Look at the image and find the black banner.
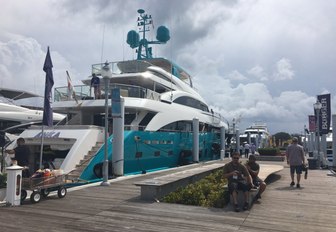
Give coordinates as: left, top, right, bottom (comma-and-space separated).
317, 94, 331, 134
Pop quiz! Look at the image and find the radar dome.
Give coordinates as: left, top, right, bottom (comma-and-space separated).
127, 30, 140, 48
156, 26, 170, 43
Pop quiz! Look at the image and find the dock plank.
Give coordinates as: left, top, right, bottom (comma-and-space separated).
1, 160, 336, 231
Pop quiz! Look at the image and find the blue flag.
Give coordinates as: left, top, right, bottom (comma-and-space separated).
42, 47, 54, 126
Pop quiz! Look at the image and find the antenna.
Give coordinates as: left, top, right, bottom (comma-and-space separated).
122, 25, 125, 61
126, 9, 170, 60
100, 24, 106, 65
169, 14, 173, 101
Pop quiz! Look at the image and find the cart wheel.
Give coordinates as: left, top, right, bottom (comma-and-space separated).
30, 191, 41, 203
41, 189, 50, 197
57, 186, 67, 198
21, 190, 27, 202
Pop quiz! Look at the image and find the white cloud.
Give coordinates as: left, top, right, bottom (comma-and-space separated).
0, 36, 78, 104
227, 70, 247, 81
247, 65, 268, 81
272, 58, 294, 81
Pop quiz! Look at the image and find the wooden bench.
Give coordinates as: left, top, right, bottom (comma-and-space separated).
134, 163, 224, 200
231, 164, 284, 208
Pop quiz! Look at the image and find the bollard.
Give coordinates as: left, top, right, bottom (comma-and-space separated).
112, 97, 125, 176
192, 118, 199, 163
6, 165, 23, 206
220, 149, 225, 160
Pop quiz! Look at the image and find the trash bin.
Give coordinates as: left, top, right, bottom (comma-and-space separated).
308, 158, 318, 170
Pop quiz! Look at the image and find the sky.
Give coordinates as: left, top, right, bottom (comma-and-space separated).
0, 0, 336, 135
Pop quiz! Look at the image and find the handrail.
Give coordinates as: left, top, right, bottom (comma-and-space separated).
54, 83, 161, 102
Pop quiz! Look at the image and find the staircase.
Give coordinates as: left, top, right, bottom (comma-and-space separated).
66, 142, 103, 183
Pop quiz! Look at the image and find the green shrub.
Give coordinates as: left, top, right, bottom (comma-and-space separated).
162, 169, 229, 208
258, 148, 279, 156
0, 173, 7, 189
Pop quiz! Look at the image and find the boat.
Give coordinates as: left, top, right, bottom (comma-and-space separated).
239, 122, 271, 148
7, 9, 229, 182
0, 88, 65, 134
0, 88, 66, 173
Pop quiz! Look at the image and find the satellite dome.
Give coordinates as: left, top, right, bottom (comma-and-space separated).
127, 30, 140, 48
156, 26, 170, 43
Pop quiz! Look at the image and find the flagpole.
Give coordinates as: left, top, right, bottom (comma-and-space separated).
39, 125, 45, 169
40, 46, 54, 170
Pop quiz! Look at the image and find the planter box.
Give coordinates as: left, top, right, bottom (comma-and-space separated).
255, 156, 285, 162
258, 148, 279, 156
0, 188, 6, 201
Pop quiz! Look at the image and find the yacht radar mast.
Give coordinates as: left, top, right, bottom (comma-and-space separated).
127, 9, 170, 60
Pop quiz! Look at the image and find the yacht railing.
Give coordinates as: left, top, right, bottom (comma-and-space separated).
54, 84, 227, 127
91, 60, 150, 75
54, 83, 161, 102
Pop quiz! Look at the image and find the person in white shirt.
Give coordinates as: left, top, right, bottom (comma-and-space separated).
244, 142, 250, 158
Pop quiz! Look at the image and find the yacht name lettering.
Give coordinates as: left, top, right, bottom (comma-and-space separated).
34, 131, 61, 138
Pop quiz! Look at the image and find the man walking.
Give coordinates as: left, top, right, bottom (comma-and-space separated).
286, 137, 305, 188
244, 142, 250, 158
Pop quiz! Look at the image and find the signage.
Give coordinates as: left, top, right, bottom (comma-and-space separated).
308, 115, 315, 132
317, 94, 331, 134
112, 88, 121, 118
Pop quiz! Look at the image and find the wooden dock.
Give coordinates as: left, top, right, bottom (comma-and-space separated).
1, 160, 336, 232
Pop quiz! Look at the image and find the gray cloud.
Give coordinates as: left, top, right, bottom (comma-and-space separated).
0, 0, 335, 134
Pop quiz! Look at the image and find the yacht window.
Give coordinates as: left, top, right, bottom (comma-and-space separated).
159, 121, 192, 132
139, 112, 156, 128
154, 83, 170, 93
149, 70, 171, 82
173, 96, 209, 112
125, 113, 136, 125
93, 114, 105, 127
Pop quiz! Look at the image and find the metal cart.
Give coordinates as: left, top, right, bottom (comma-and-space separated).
21, 175, 67, 203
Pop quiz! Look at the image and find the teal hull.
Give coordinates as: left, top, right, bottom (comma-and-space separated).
80, 131, 221, 181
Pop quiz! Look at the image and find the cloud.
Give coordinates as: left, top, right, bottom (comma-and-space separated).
247, 65, 268, 81
227, 70, 247, 81
0, 36, 77, 104
272, 58, 294, 81
0, 0, 335, 135
0, 37, 44, 92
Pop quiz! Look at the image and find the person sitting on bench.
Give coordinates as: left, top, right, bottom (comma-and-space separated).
223, 152, 252, 212
245, 154, 266, 201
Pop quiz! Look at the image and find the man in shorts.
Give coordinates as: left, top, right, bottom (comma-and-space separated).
223, 152, 252, 212
286, 137, 305, 188
245, 154, 266, 200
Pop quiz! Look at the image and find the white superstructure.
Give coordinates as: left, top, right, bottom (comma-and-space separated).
240, 122, 271, 148
0, 88, 65, 133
